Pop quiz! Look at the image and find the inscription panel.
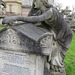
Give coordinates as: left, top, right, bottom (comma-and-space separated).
0, 50, 45, 75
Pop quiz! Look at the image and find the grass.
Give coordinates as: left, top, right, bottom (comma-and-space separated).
0, 27, 75, 75
0, 26, 5, 30
64, 33, 75, 75
0, 27, 4, 30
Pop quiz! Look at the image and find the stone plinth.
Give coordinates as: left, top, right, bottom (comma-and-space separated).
0, 23, 53, 75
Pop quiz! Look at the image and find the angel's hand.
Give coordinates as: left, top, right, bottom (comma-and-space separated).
2, 16, 17, 25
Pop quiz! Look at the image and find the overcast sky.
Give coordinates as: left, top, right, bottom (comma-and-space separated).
54, 0, 75, 10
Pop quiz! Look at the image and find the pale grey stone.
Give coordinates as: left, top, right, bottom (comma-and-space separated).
0, 50, 45, 75
0, 23, 53, 75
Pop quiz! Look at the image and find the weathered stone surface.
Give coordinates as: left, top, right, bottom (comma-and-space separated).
0, 23, 53, 75
0, 49, 45, 75
0, 23, 53, 55
50, 71, 66, 75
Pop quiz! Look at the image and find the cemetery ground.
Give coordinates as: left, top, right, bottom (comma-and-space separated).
0, 26, 75, 75
64, 32, 75, 75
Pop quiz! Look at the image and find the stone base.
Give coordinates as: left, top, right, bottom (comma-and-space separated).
0, 49, 45, 75
50, 71, 66, 75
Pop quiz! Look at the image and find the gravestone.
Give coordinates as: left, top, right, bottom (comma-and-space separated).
0, 23, 53, 75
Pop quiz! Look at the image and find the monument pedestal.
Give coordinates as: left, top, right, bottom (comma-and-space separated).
0, 50, 45, 75
0, 23, 53, 75
50, 71, 66, 75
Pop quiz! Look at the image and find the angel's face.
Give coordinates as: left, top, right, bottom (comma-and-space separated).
34, 0, 42, 9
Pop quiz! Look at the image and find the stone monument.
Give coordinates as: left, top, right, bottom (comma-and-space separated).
0, 23, 53, 75
2, 0, 73, 75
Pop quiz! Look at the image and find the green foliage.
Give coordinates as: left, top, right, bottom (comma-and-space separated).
0, 28, 3, 30
64, 33, 75, 75
0, 26, 5, 30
